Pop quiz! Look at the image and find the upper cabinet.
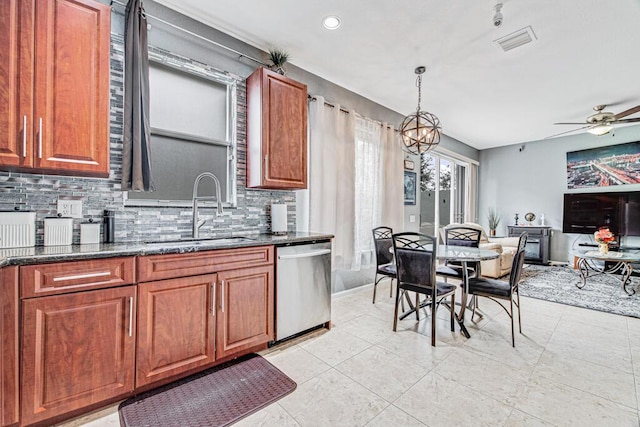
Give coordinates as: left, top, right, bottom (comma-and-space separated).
246, 67, 308, 189
0, 0, 110, 177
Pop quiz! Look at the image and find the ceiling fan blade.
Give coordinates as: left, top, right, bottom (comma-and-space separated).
553, 122, 587, 125
545, 125, 592, 139
614, 105, 640, 120
615, 117, 640, 123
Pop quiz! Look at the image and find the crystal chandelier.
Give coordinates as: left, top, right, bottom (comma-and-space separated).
399, 66, 441, 154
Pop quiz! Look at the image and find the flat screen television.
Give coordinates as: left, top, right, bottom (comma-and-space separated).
563, 191, 640, 236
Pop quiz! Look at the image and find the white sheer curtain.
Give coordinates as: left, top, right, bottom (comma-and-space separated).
297, 96, 404, 272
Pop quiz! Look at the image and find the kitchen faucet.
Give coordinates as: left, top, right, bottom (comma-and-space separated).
192, 172, 224, 239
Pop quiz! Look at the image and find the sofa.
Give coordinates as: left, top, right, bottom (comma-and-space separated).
441, 222, 520, 278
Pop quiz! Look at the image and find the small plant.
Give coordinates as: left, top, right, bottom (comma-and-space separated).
268, 48, 289, 75
487, 207, 502, 231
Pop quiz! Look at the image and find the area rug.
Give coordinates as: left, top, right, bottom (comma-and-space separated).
119, 354, 296, 427
518, 264, 640, 318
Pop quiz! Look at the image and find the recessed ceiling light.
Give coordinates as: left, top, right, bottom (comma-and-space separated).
323, 15, 341, 30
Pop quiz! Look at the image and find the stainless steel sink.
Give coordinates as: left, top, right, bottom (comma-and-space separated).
144, 236, 255, 248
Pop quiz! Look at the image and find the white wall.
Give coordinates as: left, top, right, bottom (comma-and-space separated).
478, 124, 640, 262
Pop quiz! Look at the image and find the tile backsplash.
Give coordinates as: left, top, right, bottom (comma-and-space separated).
0, 34, 295, 245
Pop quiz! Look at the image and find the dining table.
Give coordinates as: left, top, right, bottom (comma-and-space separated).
396, 244, 500, 339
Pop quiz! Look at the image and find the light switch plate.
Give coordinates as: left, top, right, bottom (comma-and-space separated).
409, 215, 416, 223
57, 198, 83, 218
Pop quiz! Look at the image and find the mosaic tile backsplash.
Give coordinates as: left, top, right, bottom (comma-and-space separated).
0, 35, 295, 245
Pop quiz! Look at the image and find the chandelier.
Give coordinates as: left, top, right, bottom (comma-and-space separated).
399, 66, 441, 154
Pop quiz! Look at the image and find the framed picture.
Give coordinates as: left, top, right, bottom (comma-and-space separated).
404, 159, 415, 170
404, 171, 417, 205
566, 141, 640, 189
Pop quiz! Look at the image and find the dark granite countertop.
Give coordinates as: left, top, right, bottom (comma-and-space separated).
0, 232, 333, 267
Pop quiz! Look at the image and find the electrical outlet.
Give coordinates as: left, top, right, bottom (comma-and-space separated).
57, 198, 83, 218
409, 215, 416, 223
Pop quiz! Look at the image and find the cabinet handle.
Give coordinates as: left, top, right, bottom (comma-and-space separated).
128, 296, 133, 337
22, 115, 27, 158
52, 271, 111, 282
211, 281, 216, 317
221, 279, 225, 313
38, 117, 43, 159
264, 154, 269, 179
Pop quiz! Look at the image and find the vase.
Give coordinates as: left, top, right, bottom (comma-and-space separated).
490, 229, 496, 237
598, 243, 609, 255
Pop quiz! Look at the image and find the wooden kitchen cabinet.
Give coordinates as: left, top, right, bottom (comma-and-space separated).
216, 265, 274, 359
136, 274, 217, 387
1, 267, 19, 427
21, 286, 136, 426
0, 0, 110, 176
246, 67, 308, 189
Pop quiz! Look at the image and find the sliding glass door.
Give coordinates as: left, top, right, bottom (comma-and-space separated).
419, 152, 473, 241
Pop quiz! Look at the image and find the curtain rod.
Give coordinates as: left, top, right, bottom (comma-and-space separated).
308, 95, 398, 131
110, 0, 268, 67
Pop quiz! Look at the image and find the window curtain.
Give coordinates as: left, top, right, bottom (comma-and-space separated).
122, 0, 155, 191
306, 97, 356, 271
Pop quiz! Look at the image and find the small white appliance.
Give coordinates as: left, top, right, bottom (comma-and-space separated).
271, 204, 288, 235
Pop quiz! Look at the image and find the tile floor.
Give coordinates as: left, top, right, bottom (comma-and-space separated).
61, 278, 640, 427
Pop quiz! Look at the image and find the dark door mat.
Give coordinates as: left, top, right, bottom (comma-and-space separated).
119, 354, 296, 427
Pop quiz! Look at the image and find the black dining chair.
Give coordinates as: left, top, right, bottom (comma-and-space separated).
392, 232, 457, 346
372, 226, 396, 304
466, 232, 527, 347
436, 226, 482, 282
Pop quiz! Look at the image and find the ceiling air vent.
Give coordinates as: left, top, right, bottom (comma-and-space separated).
494, 26, 537, 52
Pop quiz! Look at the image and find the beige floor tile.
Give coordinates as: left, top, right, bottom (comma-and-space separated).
435, 348, 531, 405
299, 328, 372, 366
554, 317, 629, 343
514, 374, 639, 426
335, 345, 429, 401
364, 405, 426, 426
376, 329, 458, 369
562, 304, 629, 332
55, 404, 121, 427
265, 346, 331, 385
278, 369, 388, 427
336, 313, 398, 344
545, 328, 633, 373
394, 372, 512, 427
503, 409, 556, 426
533, 351, 637, 409
234, 403, 300, 427
520, 296, 568, 317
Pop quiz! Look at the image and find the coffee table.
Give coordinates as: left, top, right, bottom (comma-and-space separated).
574, 250, 640, 296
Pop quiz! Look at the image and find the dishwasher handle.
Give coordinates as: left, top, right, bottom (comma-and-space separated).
278, 249, 332, 260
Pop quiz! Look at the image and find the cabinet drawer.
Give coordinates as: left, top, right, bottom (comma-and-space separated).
20, 257, 136, 298
138, 246, 274, 282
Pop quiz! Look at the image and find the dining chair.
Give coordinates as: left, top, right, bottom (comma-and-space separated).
372, 226, 396, 304
436, 226, 482, 282
466, 232, 527, 347
392, 232, 457, 346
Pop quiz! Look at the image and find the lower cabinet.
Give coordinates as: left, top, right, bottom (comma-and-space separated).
1, 267, 18, 427
216, 266, 274, 359
20, 286, 136, 426
136, 274, 217, 387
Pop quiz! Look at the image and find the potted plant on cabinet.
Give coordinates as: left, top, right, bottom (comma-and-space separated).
487, 207, 502, 237
268, 48, 289, 75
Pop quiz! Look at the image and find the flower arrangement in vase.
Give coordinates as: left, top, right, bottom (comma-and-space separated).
268, 48, 289, 75
594, 227, 614, 254
487, 207, 502, 236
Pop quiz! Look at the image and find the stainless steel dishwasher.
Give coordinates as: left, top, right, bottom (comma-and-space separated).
276, 241, 332, 341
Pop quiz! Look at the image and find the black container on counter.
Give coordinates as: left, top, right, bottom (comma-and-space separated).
103, 210, 115, 243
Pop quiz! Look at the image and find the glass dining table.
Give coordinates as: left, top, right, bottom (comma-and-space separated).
437, 245, 500, 338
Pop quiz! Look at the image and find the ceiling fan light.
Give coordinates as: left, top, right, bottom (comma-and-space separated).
588, 124, 613, 136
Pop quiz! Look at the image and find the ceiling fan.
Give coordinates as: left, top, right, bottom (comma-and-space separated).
549, 104, 640, 138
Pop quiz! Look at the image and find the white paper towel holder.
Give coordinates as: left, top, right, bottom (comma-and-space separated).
270, 204, 288, 235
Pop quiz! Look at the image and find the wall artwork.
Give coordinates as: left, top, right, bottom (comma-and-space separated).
566, 141, 640, 189
404, 171, 417, 205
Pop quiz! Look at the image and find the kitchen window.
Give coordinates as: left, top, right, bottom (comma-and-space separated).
126, 49, 237, 206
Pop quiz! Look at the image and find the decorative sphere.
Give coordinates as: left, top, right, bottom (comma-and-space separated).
400, 111, 442, 155
525, 212, 536, 223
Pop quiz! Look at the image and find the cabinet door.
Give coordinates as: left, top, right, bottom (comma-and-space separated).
136, 274, 217, 387
33, 0, 110, 176
1, 267, 19, 427
216, 266, 274, 359
21, 286, 136, 426
247, 67, 307, 189
0, 0, 34, 168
